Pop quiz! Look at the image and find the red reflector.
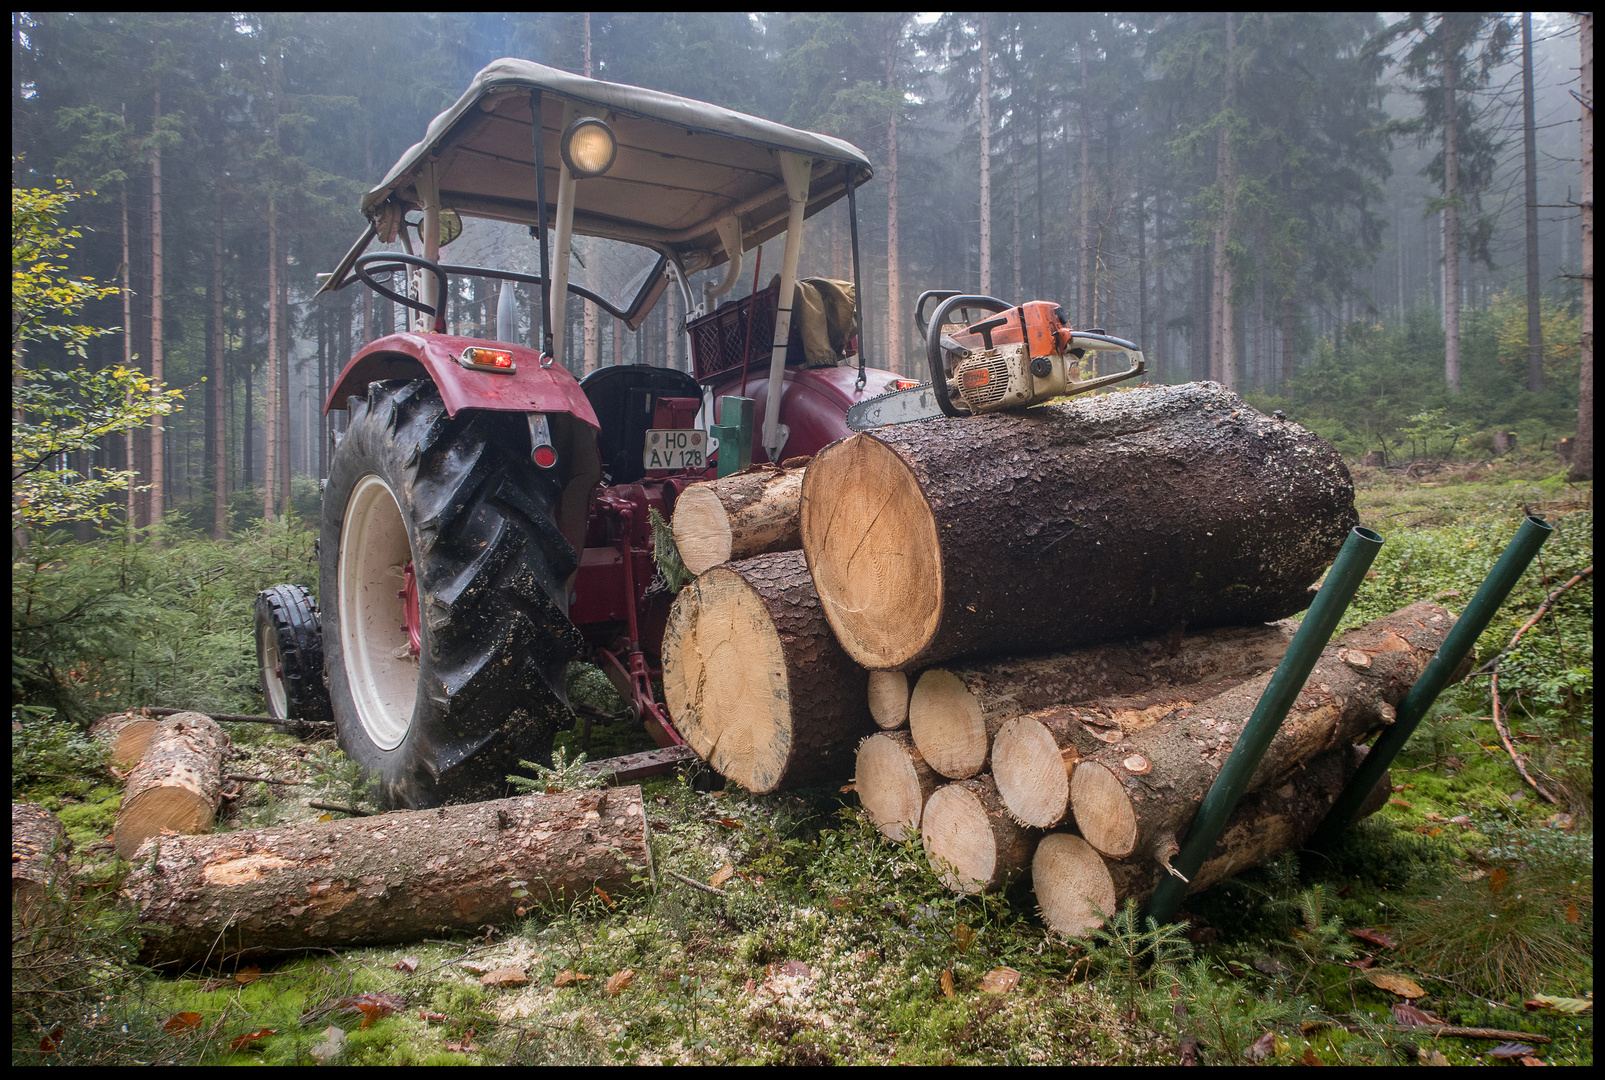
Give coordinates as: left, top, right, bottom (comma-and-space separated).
961, 367, 992, 390
888, 378, 920, 391
532, 445, 558, 469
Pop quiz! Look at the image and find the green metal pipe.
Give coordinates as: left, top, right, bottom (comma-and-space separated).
1146, 526, 1384, 925
1310, 514, 1554, 850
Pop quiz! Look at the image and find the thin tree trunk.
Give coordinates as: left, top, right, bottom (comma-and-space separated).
1035, 98, 1045, 297
1281, 295, 1296, 390
978, 12, 992, 297
279, 265, 291, 503
264, 195, 278, 523
1574, 13, 1593, 481
1211, 13, 1238, 389
1078, 28, 1092, 322
149, 83, 165, 537
1012, 102, 1023, 303
1138, 188, 1148, 360
1154, 191, 1166, 380
1522, 13, 1544, 392
211, 177, 228, 538
1443, 37, 1462, 393
121, 173, 136, 530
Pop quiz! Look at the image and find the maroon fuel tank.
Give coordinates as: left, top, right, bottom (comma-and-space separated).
705, 364, 907, 461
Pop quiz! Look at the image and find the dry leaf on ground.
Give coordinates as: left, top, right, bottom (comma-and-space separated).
606, 969, 635, 995
1487, 1042, 1537, 1060
163, 1012, 203, 1034
393, 956, 418, 973
953, 924, 975, 952
979, 967, 1021, 994
940, 969, 955, 998
1365, 971, 1426, 998
1350, 927, 1398, 949
337, 991, 406, 1027
480, 966, 529, 988
1247, 1030, 1277, 1060
710, 863, 734, 889
554, 969, 592, 988
1392, 1002, 1443, 1028
229, 1028, 275, 1051
1524, 995, 1591, 1014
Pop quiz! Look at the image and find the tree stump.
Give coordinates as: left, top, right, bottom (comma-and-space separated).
114, 711, 228, 859
800, 382, 1357, 670
855, 729, 942, 841
921, 774, 1039, 894
661, 550, 872, 793
672, 463, 805, 575
123, 786, 653, 966
13, 803, 71, 925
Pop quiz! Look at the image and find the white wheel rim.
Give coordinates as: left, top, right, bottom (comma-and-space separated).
339, 473, 419, 750
259, 619, 288, 718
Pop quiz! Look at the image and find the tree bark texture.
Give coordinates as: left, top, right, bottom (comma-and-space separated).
149, 83, 165, 530
672, 463, 805, 576
89, 711, 159, 768
1443, 48, 1462, 393
922, 773, 1038, 894
908, 621, 1296, 781
978, 12, 992, 297
1069, 602, 1454, 864
13, 803, 71, 924
1521, 12, 1544, 393
1574, 13, 1593, 482
114, 712, 229, 859
1034, 744, 1390, 936
123, 787, 652, 967
801, 382, 1356, 671
662, 550, 873, 793
856, 729, 941, 842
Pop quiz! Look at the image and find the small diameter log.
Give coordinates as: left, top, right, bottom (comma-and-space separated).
909, 622, 1295, 780
13, 803, 71, 924
114, 712, 229, 860
868, 670, 912, 730
921, 774, 1039, 894
672, 464, 805, 575
123, 786, 652, 966
1070, 602, 1453, 864
801, 382, 1357, 671
89, 711, 160, 769
1035, 746, 1392, 936
662, 550, 872, 793
992, 708, 1109, 828
856, 730, 942, 841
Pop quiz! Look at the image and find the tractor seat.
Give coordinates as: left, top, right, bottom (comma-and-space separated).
580, 364, 703, 484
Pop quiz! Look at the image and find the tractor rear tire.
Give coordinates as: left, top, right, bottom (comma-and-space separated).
254, 584, 333, 725
320, 380, 583, 809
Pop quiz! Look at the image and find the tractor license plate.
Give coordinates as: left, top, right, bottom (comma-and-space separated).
643, 428, 706, 471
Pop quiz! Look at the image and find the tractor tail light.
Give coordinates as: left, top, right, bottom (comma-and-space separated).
460, 346, 516, 373
527, 413, 559, 470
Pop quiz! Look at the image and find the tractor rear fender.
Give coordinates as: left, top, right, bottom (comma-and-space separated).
324, 332, 599, 429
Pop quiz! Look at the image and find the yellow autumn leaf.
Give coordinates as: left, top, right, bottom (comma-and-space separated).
940, 969, 955, 998
1366, 971, 1426, 998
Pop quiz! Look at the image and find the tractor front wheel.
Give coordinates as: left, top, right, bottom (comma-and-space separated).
319, 380, 583, 809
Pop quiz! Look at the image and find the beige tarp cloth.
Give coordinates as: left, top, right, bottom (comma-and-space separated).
755, 276, 856, 367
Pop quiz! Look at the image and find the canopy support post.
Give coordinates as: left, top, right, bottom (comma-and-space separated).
531, 90, 554, 357
763, 152, 812, 462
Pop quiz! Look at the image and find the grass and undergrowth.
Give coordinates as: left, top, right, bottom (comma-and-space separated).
12, 450, 1592, 1065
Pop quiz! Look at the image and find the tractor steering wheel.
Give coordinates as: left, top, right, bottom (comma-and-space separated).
925, 294, 1012, 418
353, 252, 449, 332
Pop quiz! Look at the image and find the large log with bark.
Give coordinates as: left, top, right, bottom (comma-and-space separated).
123, 786, 652, 966
13, 803, 71, 925
800, 382, 1357, 671
113, 712, 228, 859
855, 729, 942, 841
672, 463, 806, 575
89, 711, 160, 768
662, 550, 872, 793
909, 622, 1296, 779
921, 774, 1039, 894
1069, 602, 1454, 866
1034, 745, 1392, 936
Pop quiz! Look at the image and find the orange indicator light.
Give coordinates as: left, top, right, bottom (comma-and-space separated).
460, 347, 516, 372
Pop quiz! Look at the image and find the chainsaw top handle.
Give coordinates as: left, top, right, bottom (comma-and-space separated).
925, 294, 1011, 418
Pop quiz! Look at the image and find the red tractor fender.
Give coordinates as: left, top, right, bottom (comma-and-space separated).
324, 332, 599, 429
706, 363, 906, 461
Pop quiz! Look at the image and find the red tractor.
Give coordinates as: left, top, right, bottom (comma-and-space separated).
258, 60, 908, 809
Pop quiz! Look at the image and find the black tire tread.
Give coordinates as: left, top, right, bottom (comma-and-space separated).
254, 584, 333, 725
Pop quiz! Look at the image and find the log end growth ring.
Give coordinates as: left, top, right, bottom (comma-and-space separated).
800, 434, 941, 669
661, 569, 792, 793
921, 782, 998, 894
116, 789, 216, 861
1033, 832, 1117, 937
856, 732, 926, 841
1069, 761, 1138, 858
993, 715, 1073, 828
867, 670, 911, 730
908, 669, 988, 778
671, 485, 734, 576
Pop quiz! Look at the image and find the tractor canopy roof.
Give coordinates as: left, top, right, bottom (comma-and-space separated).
323, 59, 872, 293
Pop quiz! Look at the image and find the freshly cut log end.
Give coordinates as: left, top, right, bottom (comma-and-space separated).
662, 551, 871, 793
114, 711, 228, 860
89, 712, 159, 768
856, 730, 940, 841
13, 803, 71, 924
867, 670, 911, 730
1033, 832, 1116, 937
1068, 761, 1139, 859
921, 775, 1037, 894
799, 433, 942, 667
672, 466, 805, 576
908, 669, 990, 778
993, 714, 1079, 829
802, 384, 1357, 671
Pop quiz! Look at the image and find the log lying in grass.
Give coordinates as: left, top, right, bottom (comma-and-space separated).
800, 382, 1357, 671
123, 786, 653, 966
909, 623, 1295, 780
856, 730, 942, 841
868, 670, 912, 730
89, 712, 160, 769
672, 463, 806, 576
662, 550, 872, 793
113, 712, 228, 860
921, 774, 1039, 894
1034, 746, 1392, 936
1069, 602, 1454, 865
13, 803, 71, 925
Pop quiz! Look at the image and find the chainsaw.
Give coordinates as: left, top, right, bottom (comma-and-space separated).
846, 291, 1146, 431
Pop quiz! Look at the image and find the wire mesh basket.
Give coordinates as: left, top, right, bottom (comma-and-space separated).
686, 282, 794, 384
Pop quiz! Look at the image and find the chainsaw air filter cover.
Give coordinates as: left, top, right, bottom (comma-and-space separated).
953, 344, 1068, 413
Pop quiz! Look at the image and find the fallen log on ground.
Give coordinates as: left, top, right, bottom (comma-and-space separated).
856, 729, 942, 841
800, 382, 1357, 671
13, 803, 71, 925
921, 773, 1039, 894
1034, 745, 1392, 936
89, 712, 160, 769
868, 670, 912, 730
662, 550, 872, 793
1069, 602, 1454, 865
909, 622, 1296, 779
114, 712, 228, 860
123, 786, 652, 967
672, 462, 806, 575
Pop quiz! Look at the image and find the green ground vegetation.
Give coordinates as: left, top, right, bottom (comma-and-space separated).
11, 449, 1591, 1066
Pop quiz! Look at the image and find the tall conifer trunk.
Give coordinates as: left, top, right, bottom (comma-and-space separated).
149, 82, 165, 537
1521, 12, 1544, 392
212, 176, 227, 539
264, 194, 278, 523
978, 13, 992, 296
1077, 28, 1092, 322
1442, 27, 1463, 393
121, 170, 137, 530
1211, 13, 1238, 389
1573, 13, 1593, 481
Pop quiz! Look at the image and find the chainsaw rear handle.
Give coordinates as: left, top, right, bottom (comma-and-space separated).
925, 294, 1012, 418
1066, 330, 1148, 392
